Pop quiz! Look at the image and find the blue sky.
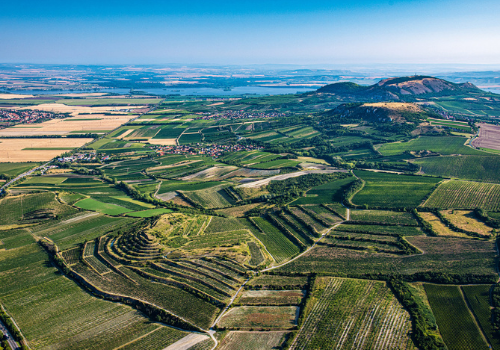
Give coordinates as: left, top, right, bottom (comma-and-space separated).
1, 0, 499, 64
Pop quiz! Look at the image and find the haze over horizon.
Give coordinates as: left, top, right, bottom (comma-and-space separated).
1, 0, 499, 66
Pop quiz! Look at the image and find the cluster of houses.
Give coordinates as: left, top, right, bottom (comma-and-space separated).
196, 110, 289, 121
56, 152, 100, 163
155, 143, 263, 159
0, 109, 67, 128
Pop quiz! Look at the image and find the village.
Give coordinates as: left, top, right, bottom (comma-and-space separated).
196, 110, 289, 121
154, 142, 263, 158
0, 109, 68, 129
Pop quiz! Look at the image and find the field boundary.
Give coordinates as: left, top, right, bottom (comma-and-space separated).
459, 286, 492, 349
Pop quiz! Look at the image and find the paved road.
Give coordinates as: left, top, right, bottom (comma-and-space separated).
0, 319, 20, 350
0, 162, 50, 195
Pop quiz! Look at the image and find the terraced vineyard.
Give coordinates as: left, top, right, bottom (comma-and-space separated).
290, 277, 415, 349
247, 217, 302, 263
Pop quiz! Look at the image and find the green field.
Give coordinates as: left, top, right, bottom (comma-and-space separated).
247, 217, 301, 263
377, 136, 484, 156
74, 197, 131, 215
424, 284, 488, 350
31, 214, 133, 249
126, 208, 173, 217
292, 177, 355, 205
349, 209, 418, 225
424, 180, 500, 210
0, 162, 40, 177
462, 285, 500, 350
0, 192, 78, 225
179, 133, 202, 144
250, 159, 301, 169
152, 126, 185, 139
158, 180, 223, 194
413, 155, 500, 183
352, 171, 442, 208
182, 186, 234, 209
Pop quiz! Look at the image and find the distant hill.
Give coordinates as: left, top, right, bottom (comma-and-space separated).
316, 76, 481, 100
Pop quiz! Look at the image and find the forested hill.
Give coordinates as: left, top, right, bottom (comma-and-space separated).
316, 75, 482, 100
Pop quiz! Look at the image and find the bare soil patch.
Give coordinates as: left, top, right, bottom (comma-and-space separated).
471, 123, 500, 151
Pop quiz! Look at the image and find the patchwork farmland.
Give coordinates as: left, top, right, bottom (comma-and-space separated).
1, 77, 500, 350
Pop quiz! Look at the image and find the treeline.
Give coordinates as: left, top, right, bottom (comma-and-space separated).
474, 208, 500, 229
265, 173, 348, 205
0, 309, 29, 350
267, 271, 497, 285
412, 209, 438, 236
263, 135, 374, 159
341, 178, 364, 207
355, 161, 419, 173
388, 279, 446, 350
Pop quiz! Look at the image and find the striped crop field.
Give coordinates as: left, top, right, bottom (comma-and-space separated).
423, 180, 500, 210
424, 284, 488, 350
290, 277, 415, 350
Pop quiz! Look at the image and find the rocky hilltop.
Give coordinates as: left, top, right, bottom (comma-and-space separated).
317, 76, 481, 100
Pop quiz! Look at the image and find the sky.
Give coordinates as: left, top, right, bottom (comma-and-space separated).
1, 0, 499, 65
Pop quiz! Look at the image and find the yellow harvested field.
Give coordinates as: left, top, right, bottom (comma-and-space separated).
147, 139, 177, 145
46, 168, 74, 174
297, 156, 329, 164
340, 124, 359, 127
363, 102, 422, 112
0, 93, 34, 99
419, 212, 469, 238
0, 138, 93, 162
17, 103, 146, 116
207, 102, 224, 106
441, 210, 493, 236
0, 114, 136, 136
117, 129, 136, 139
